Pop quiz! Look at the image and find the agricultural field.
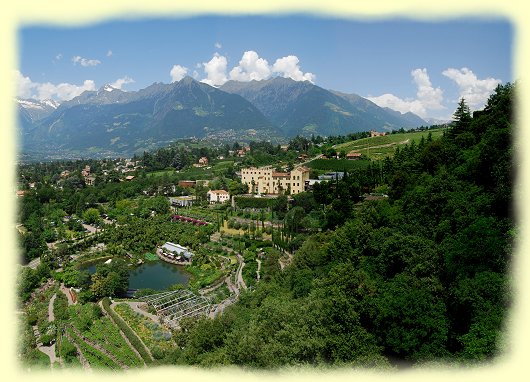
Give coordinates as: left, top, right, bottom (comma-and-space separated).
146, 160, 236, 180
334, 128, 446, 160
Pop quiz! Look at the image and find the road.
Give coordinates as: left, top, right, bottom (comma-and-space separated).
48, 293, 56, 321
34, 292, 62, 368
256, 259, 261, 281
82, 223, 98, 234
59, 283, 76, 305
298, 153, 323, 166
236, 254, 247, 290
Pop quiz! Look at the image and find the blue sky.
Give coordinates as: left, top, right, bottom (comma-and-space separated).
16, 16, 512, 119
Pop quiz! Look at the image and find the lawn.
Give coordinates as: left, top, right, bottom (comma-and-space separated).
212, 160, 234, 171
145, 169, 176, 178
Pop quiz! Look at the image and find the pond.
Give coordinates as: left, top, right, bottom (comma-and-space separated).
83, 260, 190, 290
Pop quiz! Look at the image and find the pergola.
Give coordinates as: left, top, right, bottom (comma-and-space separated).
139, 289, 211, 328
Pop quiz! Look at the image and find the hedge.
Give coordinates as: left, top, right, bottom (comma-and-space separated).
306, 158, 371, 171
234, 196, 273, 209
101, 297, 153, 364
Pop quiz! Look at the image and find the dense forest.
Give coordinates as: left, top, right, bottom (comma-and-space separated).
156, 83, 514, 367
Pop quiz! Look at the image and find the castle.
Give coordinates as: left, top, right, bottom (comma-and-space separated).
240, 166, 310, 195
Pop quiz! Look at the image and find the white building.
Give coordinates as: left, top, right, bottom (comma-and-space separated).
207, 189, 230, 204
160, 242, 193, 260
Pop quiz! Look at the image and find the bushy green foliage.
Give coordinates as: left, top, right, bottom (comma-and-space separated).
101, 214, 202, 255
168, 83, 514, 367
89, 258, 129, 299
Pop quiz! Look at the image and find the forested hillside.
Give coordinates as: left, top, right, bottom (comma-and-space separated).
163, 83, 514, 367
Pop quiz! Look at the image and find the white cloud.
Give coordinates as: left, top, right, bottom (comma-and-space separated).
200, 53, 228, 86
37, 80, 96, 101
272, 55, 315, 83
170, 65, 188, 82
367, 68, 444, 118
14, 70, 35, 99
72, 55, 101, 67
367, 94, 428, 117
411, 68, 444, 109
110, 76, 134, 90
192, 70, 199, 79
215, 42, 222, 49
14, 70, 96, 101
107, 50, 113, 57
442, 67, 501, 108
229, 51, 271, 82
55, 53, 63, 61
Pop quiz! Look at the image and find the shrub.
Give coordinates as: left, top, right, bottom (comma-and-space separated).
27, 313, 38, 326
59, 337, 78, 360
40, 333, 55, 346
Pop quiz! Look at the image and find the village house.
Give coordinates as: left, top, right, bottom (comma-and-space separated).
241, 165, 310, 195
81, 165, 91, 177
346, 151, 362, 160
370, 130, 387, 137
84, 175, 96, 186
194, 156, 209, 167
60, 170, 70, 178
207, 189, 230, 204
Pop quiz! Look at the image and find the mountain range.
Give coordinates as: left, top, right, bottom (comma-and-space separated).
18, 76, 427, 156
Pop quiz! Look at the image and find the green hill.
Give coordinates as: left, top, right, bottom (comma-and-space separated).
333, 128, 446, 160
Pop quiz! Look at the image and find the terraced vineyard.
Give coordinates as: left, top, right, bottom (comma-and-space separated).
333, 128, 446, 159
79, 316, 144, 367
65, 303, 145, 369
65, 326, 121, 370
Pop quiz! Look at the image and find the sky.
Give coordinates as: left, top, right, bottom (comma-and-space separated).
16, 16, 512, 120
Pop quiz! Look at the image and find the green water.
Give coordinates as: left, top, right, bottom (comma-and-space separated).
84, 260, 190, 290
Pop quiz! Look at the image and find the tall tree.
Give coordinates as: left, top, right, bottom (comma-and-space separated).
450, 97, 472, 137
